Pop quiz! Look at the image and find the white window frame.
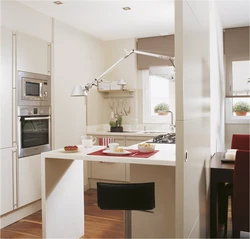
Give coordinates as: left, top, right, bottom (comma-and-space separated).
142, 69, 174, 124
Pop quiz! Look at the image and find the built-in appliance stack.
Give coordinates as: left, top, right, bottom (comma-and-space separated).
17, 71, 51, 158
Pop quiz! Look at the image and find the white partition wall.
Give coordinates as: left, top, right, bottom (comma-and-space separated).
209, 1, 225, 154
175, 0, 211, 238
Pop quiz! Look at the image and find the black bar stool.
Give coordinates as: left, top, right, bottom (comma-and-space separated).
97, 182, 155, 238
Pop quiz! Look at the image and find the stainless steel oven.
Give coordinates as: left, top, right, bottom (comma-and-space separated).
17, 106, 51, 158
18, 71, 51, 106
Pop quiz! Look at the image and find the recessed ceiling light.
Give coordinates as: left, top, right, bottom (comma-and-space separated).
122, 7, 131, 11
53, 1, 63, 5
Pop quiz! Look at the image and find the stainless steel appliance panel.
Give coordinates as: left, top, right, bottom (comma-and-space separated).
18, 71, 51, 106
17, 106, 51, 158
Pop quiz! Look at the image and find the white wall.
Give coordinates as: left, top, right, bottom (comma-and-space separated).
53, 19, 105, 148
175, 0, 211, 238
210, 1, 225, 153
87, 38, 138, 127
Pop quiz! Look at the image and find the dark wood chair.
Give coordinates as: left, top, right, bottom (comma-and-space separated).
222, 134, 250, 237
232, 150, 250, 238
231, 134, 250, 150
97, 182, 155, 238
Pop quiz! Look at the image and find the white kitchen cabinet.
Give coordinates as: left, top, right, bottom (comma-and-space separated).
90, 135, 127, 182
16, 32, 51, 75
125, 136, 153, 146
18, 154, 41, 207
88, 135, 153, 184
0, 27, 14, 149
0, 148, 17, 216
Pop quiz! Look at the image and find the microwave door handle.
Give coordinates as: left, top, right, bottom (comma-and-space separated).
24, 116, 51, 121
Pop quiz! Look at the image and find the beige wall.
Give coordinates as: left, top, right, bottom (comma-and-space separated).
53, 20, 105, 148
87, 38, 139, 127
225, 124, 250, 149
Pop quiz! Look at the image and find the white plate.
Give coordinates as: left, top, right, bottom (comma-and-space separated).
61, 150, 78, 153
103, 149, 131, 155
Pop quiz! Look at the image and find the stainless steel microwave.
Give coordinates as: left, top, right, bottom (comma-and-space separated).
18, 71, 51, 106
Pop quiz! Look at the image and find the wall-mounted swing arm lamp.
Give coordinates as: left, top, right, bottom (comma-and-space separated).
71, 49, 175, 97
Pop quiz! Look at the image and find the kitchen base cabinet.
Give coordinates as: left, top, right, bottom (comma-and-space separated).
88, 135, 153, 186
125, 136, 153, 146
0, 148, 16, 216
18, 154, 41, 207
91, 161, 126, 181
90, 135, 127, 184
0, 200, 41, 229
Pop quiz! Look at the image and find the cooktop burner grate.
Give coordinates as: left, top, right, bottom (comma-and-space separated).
148, 133, 176, 144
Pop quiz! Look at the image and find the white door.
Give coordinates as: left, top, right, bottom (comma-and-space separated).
16, 32, 51, 75
0, 27, 13, 149
175, 1, 211, 238
0, 148, 17, 215
18, 154, 41, 207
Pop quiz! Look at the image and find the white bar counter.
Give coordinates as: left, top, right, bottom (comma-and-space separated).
41, 144, 176, 238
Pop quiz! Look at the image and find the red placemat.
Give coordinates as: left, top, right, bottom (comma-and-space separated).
87, 149, 159, 158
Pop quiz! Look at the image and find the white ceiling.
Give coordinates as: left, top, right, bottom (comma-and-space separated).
18, 0, 250, 41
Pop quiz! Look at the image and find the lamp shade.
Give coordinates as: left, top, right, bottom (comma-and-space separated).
71, 85, 88, 96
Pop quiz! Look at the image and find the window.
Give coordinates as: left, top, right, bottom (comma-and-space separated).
225, 97, 250, 124
142, 66, 175, 123
225, 57, 250, 123
226, 56, 250, 97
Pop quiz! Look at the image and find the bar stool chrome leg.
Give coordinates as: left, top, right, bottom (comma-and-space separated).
124, 210, 132, 238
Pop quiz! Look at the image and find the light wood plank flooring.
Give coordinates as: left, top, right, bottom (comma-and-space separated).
0, 189, 124, 239
1, 190, 249, 238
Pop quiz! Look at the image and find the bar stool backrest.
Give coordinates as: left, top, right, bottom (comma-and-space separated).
97, 182, 155, 211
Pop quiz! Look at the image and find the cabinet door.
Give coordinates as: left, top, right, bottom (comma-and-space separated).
126, 136, 153, 146
16, 32, 51, 75
0, 27, 13, 149
0, 148, 16, 215
114, 138, 126, 146
90, 135, 126, 181
18, 154, 41, 207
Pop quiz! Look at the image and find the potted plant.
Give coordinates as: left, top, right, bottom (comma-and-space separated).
109, 115, 123, 132
233, 101, 250, 116
154, 103, 169, 115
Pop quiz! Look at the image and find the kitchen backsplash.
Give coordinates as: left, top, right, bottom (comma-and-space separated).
86, 124, 171, 133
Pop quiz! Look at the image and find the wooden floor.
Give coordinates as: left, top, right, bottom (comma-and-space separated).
1, 190, 249, 238
0, 189, 124, 239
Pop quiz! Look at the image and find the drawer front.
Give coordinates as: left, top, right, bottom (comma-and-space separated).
91, 161, 126, 181
126, 136, 153, 146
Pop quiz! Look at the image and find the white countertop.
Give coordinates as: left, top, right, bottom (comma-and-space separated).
41, 144, 176, 166
87, 130, 168, 137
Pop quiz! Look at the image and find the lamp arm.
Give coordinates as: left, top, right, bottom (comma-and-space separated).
87, 49, 174, 90
85, 50, 134, 91
72, 49, 175, 95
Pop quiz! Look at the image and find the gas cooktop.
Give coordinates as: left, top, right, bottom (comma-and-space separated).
147, 133, 176, 144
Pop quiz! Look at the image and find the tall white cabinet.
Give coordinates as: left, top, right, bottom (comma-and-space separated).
0, 27, 17, 215
16, 32, 51, 75
0, 27, 51, 226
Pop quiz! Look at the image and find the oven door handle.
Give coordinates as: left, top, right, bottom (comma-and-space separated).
24, 116, 51, 121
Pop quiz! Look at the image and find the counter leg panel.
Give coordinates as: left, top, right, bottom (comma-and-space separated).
41, 157, 84, 238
